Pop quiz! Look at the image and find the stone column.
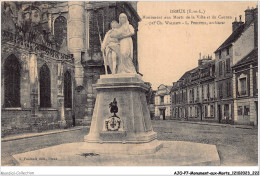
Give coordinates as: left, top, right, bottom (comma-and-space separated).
233, 72, 238, 122
249, 64, 255, 125
68, 1, 85, 87
57, 61, 66, 128
29, 52, 39, 131
83, 74, 95, 123
250, 65, 254, 97
221, 104, 224, 122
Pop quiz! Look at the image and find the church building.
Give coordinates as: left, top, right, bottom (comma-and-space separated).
1, 1, 140, 136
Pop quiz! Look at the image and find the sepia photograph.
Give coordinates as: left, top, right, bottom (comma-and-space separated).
0, 0, 259, 175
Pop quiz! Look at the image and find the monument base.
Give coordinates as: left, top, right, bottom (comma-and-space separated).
83, 73, 163, 154
80, 140, 163, 155
12, 141, 220, 166
84, 74, 160, 145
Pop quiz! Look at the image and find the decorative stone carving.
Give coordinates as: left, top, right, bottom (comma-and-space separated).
104, 116, 122, 131
102, 98, 123, 131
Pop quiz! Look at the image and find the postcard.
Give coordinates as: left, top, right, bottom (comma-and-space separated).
1, 1, 259, 175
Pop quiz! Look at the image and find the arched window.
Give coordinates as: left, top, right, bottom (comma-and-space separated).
4, 54, 21, 107
54, 16, 67, 49
64, 71, 72, 108
40, 64, 51, 107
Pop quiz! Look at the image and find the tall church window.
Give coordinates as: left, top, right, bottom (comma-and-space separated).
89, 9, 105, 54
4, 55, 21, 107
40, 64, 51, 107
54, 16, 67, 50
64, 71, 72, 108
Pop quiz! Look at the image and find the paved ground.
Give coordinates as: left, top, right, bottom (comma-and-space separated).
152, 120, 258, 166
12, 141, 220, 166
1, 127, 89, 166
1, 120, 258, 166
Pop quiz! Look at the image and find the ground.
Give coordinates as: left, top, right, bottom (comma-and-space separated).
1, 120, 258, 166
152, 121, 258, 166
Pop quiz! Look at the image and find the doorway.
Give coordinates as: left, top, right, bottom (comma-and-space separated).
255, 101, 258, 126
160, 109, 166, 120
218, 105, 222, 123
199, 105, 202, 121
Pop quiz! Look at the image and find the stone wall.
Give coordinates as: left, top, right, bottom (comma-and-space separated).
1, 39, 74, 136
233, 24, 255, 65
1, 110, 31, 136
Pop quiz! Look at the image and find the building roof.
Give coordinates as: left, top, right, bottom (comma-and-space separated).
214, 24, 245, 53
232, 48, 258, 68
166, 85, 173, 90
179, 67, 197, 80
157, 84, 172, 90
171, 67, 197, 91
156, 84, 172, 95
171, 59, 216, 92
199, 59, 215, 69
215, 14, 258, 53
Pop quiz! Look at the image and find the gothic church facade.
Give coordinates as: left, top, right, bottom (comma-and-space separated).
1, 1, 140, 136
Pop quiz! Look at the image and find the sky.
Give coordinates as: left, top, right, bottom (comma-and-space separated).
137, 1, 258, 90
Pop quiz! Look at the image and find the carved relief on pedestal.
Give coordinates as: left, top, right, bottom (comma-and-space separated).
103, 98, 123, 132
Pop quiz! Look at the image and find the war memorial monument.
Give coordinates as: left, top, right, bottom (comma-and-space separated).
13, 11, 220, 166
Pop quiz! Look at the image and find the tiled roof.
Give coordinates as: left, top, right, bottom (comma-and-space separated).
215, 24, 245, 53
233, 48, 258, 68
179, 67, 198, 80
171, 59, 216, 92
171, 67, 198, 91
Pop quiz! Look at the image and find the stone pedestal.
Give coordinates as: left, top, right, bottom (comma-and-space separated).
84, 74, 162, 154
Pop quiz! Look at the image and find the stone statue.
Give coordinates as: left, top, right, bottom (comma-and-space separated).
101, 13, 136, 74
101, 21, 120, 74
85, 14, 162, 152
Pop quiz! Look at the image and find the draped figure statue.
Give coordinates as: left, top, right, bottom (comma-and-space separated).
101, 13, 136, 74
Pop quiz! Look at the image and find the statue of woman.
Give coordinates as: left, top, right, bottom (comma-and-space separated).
110, 13, 136, 74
